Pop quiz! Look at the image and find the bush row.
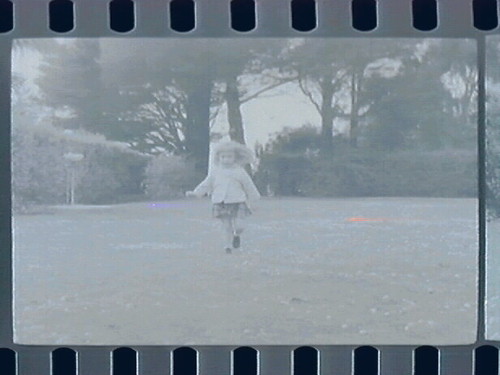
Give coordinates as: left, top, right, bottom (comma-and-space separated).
12, 125, 204, 213
254, 149, 477, 198
12, 126, 479, 214
12, 126, 149, 212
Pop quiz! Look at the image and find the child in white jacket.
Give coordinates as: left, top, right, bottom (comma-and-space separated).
186, 141, 261, 253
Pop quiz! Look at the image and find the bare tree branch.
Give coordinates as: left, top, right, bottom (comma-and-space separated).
240, 76, 297, 104
298, 77, 322, 114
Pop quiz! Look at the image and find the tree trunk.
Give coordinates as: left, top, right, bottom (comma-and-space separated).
184, 74, 212, 174
349, 69, 360, 148
225, 72, 246, 144
320, 76, 335, 153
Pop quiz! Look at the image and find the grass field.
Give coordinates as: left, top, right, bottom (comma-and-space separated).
487, 219, 500, 339
13, 197, 478, 345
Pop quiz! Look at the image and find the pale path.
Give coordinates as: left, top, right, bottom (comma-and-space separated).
13, 197, 478, 345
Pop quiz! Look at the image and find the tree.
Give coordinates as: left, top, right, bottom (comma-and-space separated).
280, 39, 420, 152
36, 39, 104, 133
364, 39, 477, 151
420, 39, 478, 148
98, 39, 290, 171
431, 39, 477, 122
119, 86, 188, 155
98, 39, 216, 173
281, 39, 347, 152
210, 39, 291, 145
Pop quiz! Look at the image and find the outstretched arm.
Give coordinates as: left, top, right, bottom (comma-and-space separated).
187, 174, 213, 198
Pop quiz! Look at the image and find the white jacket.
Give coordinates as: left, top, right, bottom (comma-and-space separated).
193, 166, 261, 203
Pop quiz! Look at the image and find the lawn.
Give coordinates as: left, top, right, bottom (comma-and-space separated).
487, 219, 500, 339
13, 197, 478, 345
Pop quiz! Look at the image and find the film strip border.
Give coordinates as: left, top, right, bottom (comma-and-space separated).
0, 0, 497, 37
1, 345, 499, 375
0, 1, 498, 374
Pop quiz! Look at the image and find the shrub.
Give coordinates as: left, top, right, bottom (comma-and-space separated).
144, 154, 203, 199
76, 146, 149, 204
12, 124, 150, 211
299, 151, 380, 197
12, 126, 68, 210
372, 149, 477, 197
255, 124, 477, 199
256, 147, 477, 198
254, 153, 312, 196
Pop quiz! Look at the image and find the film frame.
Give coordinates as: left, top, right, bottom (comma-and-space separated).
1, 0, 500, 374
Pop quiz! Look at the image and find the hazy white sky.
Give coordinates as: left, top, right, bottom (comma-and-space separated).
212, 81, 321, 149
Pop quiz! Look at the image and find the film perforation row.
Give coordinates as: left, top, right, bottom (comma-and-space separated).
473, 0, 499, 30
1, 345, 499, 374
0, 0, 13, 33
0, 0, 499, 34
412, 0, 438, 31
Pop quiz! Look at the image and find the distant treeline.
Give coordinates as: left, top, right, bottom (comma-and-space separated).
11, 38, 482, 212
254, 126, 477, 199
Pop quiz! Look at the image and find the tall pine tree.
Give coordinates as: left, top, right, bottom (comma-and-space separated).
36, 39, 104, 133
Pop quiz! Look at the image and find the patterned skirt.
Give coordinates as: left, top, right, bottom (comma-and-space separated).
212, 202, 252, 219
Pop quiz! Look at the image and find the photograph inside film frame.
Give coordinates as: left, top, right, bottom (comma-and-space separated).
486, 35, 500, 341
11, 38, 478, 345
